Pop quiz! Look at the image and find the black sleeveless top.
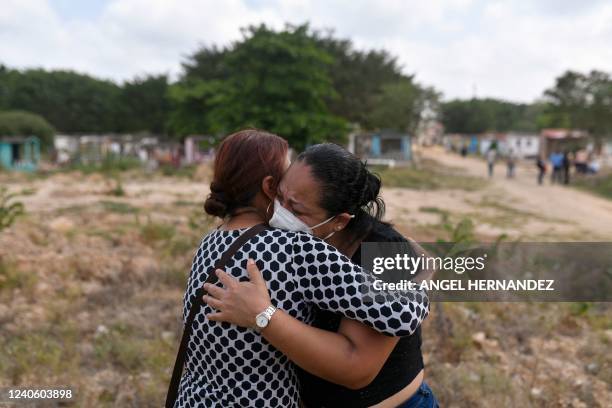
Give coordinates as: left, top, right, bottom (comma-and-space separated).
297, 222, 425, 407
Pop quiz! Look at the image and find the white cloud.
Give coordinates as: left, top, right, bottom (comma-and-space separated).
1, 0, 611, 102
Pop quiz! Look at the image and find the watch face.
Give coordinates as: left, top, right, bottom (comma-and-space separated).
256, 315, 268, 328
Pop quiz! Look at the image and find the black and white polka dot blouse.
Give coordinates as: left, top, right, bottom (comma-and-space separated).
176, 227, 429, 408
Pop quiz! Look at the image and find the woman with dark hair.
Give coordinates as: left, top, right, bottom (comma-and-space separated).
176, 132, 429, 407
205, 143, 438, 407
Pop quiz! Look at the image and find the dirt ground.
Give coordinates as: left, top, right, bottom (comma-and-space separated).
1, 149, 611, 407
383, 146, 612, 241
12, 146, 612, 242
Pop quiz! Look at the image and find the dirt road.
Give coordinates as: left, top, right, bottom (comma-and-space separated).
383, 146, 612, 241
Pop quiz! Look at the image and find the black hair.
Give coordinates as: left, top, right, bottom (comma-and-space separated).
296, 143, 386, 243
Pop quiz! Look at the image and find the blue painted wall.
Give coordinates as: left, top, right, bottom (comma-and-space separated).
0, 136, 40, 171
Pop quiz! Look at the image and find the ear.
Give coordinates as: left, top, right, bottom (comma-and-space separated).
261, 175, 277, 202
332, 213, 353, 232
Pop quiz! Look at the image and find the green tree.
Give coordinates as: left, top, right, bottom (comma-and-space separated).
0, 64, 10, 110
312, 34, 404, 128
181, 45, 229, 81
542, 70, 612, 141
0, 68, 121, 133
167, 79, 225, 137
441, 98, 539, 133
367, 78, 422, 132
117, 74, 170, 134
172, 24, 347, 148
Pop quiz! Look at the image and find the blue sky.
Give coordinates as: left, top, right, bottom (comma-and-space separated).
49, 0, 108, 20
2, 0, 612, 102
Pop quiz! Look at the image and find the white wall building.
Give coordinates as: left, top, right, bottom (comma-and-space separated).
499, 132, 540, 158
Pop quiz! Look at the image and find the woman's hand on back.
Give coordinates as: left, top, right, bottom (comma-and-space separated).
203, 259, 272, 328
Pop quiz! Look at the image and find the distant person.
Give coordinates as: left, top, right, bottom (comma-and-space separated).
536, 156, 546, 185
588, 157, 601, 174
486, 148, 496, 178
549, 151, 564, 184
562, 151, 571, 184
574, 149, 588, 174
460, 144, 468, 157
506, 149, 516, 178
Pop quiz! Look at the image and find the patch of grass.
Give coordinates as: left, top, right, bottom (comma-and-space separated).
54, 204, 90, 216
466, 196, 568, 232
160, 164, 196, 178
167, 236, 197, 257
87, 228, 118, 244
26, 228, 49, 246
94, 326, 144, 372
0, 332, 77, 383
577, 329, 612, 387
100, 200, 139, 214
574, 171, 612, 199
580, 303, 612, 330
107, 173, 125, 197
173, 200, 200, 207
419, 206, 450, 219
64, 155, 142, 175
188, 208, 215, 231
428, 361, 523, 407
0, 259, 37, 293
139, 219, 176, 246
0, 186, 25, 232
93, 324, 174, 374
159, 262, 191, 290
373, 161, 486, 191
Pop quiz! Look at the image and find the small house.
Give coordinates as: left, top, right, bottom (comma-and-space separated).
540, 129, 589, 157
501, 132, 540, 158
348, 130, 412, 166
478, 133, 506, 156
0, 136, 40, 172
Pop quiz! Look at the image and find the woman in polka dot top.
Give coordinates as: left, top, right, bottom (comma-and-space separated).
175, 130, 428, 408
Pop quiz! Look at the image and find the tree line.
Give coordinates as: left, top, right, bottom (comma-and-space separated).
0, 24, 435, 149
1, 23, 610, 148
441, 70, 612, 142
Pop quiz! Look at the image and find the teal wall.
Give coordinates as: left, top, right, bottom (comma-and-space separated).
0, 136, 40, 171
0, 143, 11, 169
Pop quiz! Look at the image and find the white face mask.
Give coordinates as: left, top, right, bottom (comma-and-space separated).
268, 199, 335, 235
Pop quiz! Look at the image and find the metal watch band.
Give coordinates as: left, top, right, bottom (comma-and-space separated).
262, 305, 277, 320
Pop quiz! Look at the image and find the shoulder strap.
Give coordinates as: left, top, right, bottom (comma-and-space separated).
165, 223, 269, 408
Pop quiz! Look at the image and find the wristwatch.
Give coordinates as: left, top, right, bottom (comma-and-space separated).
255, 305, 277, 331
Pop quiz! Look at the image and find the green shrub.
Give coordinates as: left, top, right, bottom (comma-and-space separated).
0, 332, 70, 382
160, 164, 196, 178
67, 155, 142, 175
139, 218, 175, 245
0, 186, 25, 232
100, 200, 139, 214
107, 173, 125, 196
0, 110, 54, 147
0, 259, 36, 293
574, 171, 612, 199
373, 161, 486, 191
